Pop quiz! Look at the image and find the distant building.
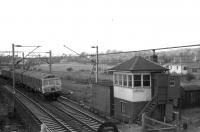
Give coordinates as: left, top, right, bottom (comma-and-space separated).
162, 54, 200, 75
164, 62, 200, 75
164, 63, 188, 75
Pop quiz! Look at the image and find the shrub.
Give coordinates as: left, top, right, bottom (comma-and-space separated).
66, 67, 73, 72
62, 75, 73, 80
185, 73, 195, 81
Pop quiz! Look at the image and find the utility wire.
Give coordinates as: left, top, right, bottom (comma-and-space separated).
64, 45, 83, 56
63, 45, 96, 63
63, 44, 200, 57
15, 46, 40, 66
95, 44, 200, 56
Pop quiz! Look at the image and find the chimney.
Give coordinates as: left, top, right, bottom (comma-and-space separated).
150, 49, 158, 63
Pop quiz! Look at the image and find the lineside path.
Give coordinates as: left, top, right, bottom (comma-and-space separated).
57, 96, 105, 130
4, 85, 76, 132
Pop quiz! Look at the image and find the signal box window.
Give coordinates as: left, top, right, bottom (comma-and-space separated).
123, 75, 127, 86
143, 75, 150, 86
128, 75, 132, 87
114, 74, 118, 85
120, 101, 126, 113
119, 74, 123, 86
134, 75, 141, 87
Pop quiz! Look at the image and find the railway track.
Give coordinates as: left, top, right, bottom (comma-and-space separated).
54, 96, 105, 131
16, 86, 104, 131
6, 85, 76, 132
0, 77, 105, 131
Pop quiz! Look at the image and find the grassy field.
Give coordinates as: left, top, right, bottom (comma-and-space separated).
37, 62, 113, 81
38, 62, 113, 72
36, 62, 114, 104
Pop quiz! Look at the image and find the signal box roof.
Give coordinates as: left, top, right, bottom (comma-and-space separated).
110, 56, 168, 72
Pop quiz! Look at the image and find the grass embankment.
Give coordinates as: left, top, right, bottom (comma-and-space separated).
37, 62, 113, 103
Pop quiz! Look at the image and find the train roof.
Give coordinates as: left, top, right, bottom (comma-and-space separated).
1, 68, 11, 71
15, 69, 58, 80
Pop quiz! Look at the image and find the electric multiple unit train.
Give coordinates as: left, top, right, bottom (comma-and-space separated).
1, 68, 62, 100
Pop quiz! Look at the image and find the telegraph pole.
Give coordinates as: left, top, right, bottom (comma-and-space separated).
12, 44, 15, 94
49, 50, 52, 73
22, 52, 25, 70
96, 46, 98, 83
91, 46, 98, 83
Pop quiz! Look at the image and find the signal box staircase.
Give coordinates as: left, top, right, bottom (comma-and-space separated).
134, 94, 158, 124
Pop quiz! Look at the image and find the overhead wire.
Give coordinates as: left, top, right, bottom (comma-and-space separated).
90, 44, 200, 56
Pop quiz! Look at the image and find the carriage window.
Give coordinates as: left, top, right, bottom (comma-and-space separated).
56, 80, 61, 85
134, 75, 141, 87
192, 68, 197, 73
143, 74, 150, 86
128, 75, 132, 87
183, 66, 187, 70
123, 75, 127, 86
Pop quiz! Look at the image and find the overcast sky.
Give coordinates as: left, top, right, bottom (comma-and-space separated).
0, 0, 200, 56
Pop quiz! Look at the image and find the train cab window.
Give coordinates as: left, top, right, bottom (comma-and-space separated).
143, 74, 150, 87
43, 80, 49, 85
123, 75, 127, 86
134, 75, 141, 87
128, 75, 132, 87
49, 80, 54, 85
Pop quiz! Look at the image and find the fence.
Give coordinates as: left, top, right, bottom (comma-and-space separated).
142, 113, 177, 132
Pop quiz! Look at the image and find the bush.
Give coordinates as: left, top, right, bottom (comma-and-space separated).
62, 75, 74, 80
185, 73, 195, 81
66, 67, 73, 72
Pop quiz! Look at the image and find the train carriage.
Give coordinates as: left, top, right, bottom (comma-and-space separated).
22, 70, 62, 99
1, 68, 62, 100
1, 68, 12, 79
15, 69, 24, 83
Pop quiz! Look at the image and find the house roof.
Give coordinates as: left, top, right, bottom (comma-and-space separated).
110, 56, 168, 72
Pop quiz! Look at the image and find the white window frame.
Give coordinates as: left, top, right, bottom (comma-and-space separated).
113, 73, 119, 85
133, 74, 142, 88
119, 74, 123, 86
133, 73, 151, 88
123, 74, 128, 87
128, 74, 133, 88
113, 72, 151, 88
142, 74, 151, 87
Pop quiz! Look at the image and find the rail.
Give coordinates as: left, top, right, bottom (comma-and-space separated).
142, 113, 177, 132
60, 96, 105, 123
15, 88, 76, 132
58, 96, 105, 131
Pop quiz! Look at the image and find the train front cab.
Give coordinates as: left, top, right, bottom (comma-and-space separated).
42, 78, 62, 100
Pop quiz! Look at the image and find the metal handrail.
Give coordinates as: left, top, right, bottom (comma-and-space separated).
137, 94, 158, 119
